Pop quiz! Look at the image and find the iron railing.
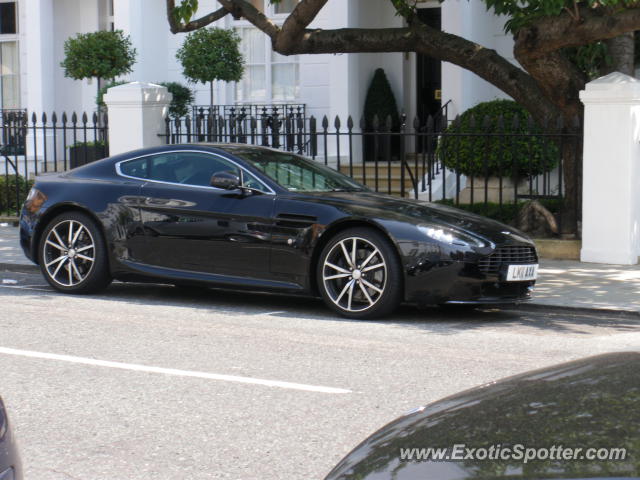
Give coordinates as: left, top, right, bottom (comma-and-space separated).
0, 110, 108, 217
0, 107, 581, 235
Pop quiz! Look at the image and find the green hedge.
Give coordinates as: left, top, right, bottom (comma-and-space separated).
0, 175, 33, 215
435, 198, 563, 226
439, 100, 559, 178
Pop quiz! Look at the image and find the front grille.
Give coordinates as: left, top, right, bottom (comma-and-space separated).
478, 246, 538, 275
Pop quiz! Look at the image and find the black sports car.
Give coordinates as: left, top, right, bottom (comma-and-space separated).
325, 352, 640, 479
0, 397, 22, 480
20, 144, 538, 318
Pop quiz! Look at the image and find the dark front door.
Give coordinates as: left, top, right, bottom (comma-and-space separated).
416, 8, 442, 124
120, 150, 275, 279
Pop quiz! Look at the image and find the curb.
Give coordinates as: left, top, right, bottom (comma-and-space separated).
0, 263, 39, 274
510, 302, 640, 319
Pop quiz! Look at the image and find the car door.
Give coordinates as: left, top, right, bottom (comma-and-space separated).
120, 150, 275, 278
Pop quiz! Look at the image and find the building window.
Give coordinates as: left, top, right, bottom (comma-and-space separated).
0, 1, 18, 109
0, 2, 15, 35
245, 0, 298, 15
273, 0, 297, 14
235, 27, 299, 102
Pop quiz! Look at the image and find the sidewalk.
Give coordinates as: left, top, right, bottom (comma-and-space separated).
1, 222, 639, 315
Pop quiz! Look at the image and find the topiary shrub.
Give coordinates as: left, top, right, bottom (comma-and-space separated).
363, 68, 401, 161
176, 28, 244, 106
157, 81, 195, 118
61, 30, 137, 99
363, 68, 400, 130
438, 99, 559, 179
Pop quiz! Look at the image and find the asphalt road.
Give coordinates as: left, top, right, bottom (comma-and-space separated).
0, 270, 638, 480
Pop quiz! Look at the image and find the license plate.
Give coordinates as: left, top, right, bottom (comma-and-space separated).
506, 264, 538, 281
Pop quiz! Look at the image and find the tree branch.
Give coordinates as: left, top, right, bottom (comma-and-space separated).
216, 0, 280, 39
276, 25, 558, 121
277, 0, 329, 53
516, 5, 640, 59
166, 0, 230, 34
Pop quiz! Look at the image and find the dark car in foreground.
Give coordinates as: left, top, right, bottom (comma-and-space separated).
325, 352, 640, 479
20, 144, 538, 318
0, 397, 22, 480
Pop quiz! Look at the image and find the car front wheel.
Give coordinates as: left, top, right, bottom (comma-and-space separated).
317, 227, 402, 319
39, 212, 112, 293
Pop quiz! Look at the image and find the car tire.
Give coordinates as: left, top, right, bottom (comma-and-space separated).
317, 227, 402, 319
39, 211, 112, 294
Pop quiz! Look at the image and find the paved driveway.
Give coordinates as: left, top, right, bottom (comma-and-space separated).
0, 271, 638, 479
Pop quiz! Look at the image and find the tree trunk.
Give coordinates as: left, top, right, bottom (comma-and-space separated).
602, 33, 635, 76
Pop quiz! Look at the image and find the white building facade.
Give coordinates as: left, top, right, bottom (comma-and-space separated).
15, 0, 514, 122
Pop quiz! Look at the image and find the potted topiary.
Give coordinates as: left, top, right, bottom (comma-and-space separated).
176, 28, 244, 108
61, 30, 137, 167
363, 68, 401, 161
438, 99, 559, 203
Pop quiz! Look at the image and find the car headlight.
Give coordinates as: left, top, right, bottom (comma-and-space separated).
24, 187, 47, 214
418, 225, 485, 248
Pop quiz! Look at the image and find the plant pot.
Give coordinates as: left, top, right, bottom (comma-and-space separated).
69, 144, 107, 169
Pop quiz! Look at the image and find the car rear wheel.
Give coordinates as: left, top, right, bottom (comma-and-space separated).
317, 227, 402, 319
39, 212, 112, 293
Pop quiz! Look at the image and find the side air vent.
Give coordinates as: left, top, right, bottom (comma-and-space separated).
275, 213, 317, 228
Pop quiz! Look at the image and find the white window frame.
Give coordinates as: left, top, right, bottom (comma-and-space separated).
231, 0, 300, 104
0, 0, 19, 110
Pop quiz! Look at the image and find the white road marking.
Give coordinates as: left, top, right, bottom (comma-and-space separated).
0, 347, 351, 394
0, 284, 51, 292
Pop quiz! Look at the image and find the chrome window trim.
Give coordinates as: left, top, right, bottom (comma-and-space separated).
114, 149, 276, 195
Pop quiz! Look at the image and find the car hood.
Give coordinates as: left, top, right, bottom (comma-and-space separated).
325, 352, 640, 480
294, 191, 534, 246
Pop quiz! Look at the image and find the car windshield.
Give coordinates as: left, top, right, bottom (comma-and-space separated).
230, 149, 367, 193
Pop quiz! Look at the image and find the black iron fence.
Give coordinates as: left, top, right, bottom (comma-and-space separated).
161, 111, 582, 234
0, 110, 108, 217
1, 106, 581, 235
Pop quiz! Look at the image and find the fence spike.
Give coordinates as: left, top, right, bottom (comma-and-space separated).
41, 112, 47, 123
31, 112, 37, 124
92, 112, 98, 125
359, 116, 366, 130
62, 112, 68, 124
413, 116, 420, 131
372, 114, 380, 130
71, 112, 78, 124
496, 114, 504, 131
511, 114, 519, 130
400, 112, 407, 128
103, 112, 108, 127
51, 112, 57, 124
385, 115, 392, 131
322, 115, 329, 129
426, 115, 434, 132
527, 115, 535, 130
482, 115, 492, 129
347, 115, 354, 130
82, 112, 88, 124
334, 115, 341, 129
451, 114, 461, 129
556, 115, 564, 131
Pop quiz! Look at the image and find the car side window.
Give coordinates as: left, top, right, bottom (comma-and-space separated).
119, 157, 148, 179
119, 152, 270, 192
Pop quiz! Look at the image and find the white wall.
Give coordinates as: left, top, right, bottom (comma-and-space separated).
441, 0, 514, 117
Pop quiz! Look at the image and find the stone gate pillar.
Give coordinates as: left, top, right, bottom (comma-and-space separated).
103, 82, 172, 156
579, 72, 640, 264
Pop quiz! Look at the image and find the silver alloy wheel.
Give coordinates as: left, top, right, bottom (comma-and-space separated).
42, 219, 96, 287
322, 236, 387, 313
